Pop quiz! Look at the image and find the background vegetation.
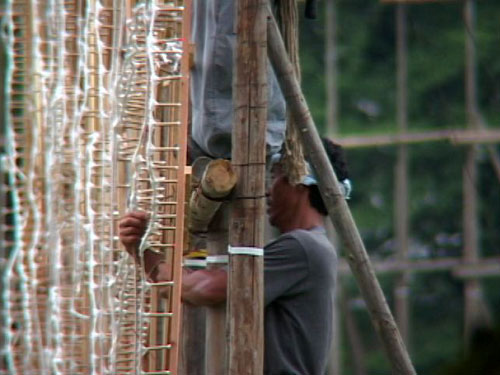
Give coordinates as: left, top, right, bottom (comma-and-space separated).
298, 1, 500, 373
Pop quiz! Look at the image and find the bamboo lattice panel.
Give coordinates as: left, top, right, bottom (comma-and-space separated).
0, 0, 190, 374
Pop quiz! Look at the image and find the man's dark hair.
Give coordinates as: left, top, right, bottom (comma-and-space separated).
308, 138, 349, 216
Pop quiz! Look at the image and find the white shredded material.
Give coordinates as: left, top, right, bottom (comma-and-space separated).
0, 1, 187, 374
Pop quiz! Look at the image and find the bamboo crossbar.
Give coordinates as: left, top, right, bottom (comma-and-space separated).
335, 129, 500, 148
338, 256, 500, 276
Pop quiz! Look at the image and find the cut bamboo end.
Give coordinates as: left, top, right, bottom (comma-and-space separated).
201, 159, 237, 199
188, 159, 237, 234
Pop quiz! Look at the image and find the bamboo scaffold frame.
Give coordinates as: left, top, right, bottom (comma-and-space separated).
324, 0, 500, 372
0, 1, 191, 374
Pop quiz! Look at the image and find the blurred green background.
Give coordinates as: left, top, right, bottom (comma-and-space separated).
298, 0, 500, 373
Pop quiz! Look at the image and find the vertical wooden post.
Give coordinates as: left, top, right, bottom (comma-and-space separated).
394, 3, 410, 346
179, 293, 206, 375
324, 3, 341, 367
228, 0, 267, 373
0, 13, 8, 347
180, 168, 206, 375
205, 206, 229, 375
325, 0, 339, 135
0, 0, 6, 157
462, 0, 490, 343
340, 292, 367, 375
167, 1, 193, 370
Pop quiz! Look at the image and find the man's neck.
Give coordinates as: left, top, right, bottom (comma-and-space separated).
279, 208, 324, 234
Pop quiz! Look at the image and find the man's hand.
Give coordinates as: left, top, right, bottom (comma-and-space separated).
118, 211, 149, 258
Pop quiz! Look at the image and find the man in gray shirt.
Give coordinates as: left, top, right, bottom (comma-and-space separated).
119, 139, 351, 374
263, 227, 337, 374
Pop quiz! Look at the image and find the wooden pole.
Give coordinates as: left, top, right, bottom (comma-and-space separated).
0, 8, 8, 349
325, 0, 339, 134
335, 129, 500, 148
337, 256, 500, 275
188, 158, 233, 375
394, 3, 410, 345
188, 159, 236, 234
179, 290, 206, 375
205, 205, 229, 375
266, 7, 417, 374
461, 0, 500, 186
164, 2, 193, 370
180, 168, 206, 375
227, 0, 267, 373
0, 0, 6, 157
463, 0, 490, 343
276, 0, 307, 186
340, 292, 368, 375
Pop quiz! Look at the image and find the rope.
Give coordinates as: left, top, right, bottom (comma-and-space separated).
276, 1, 308, 186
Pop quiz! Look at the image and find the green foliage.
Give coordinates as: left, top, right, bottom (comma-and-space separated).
299, 0, 500, 374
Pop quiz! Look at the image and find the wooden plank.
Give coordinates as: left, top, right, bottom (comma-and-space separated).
166, 1, 193, 371
179, 163, 206, 375
227, 0, 267, 373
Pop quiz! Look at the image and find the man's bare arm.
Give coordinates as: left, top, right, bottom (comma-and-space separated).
168, 267, 227, 306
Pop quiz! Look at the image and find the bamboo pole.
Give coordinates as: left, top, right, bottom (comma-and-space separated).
205, 206, 229, 375
167, 1, 193, 370
276, 0, 307, 186
227, 0, 267, 373
0, 12, 8, 353
186, 158, 234, 374
0, 1, 7, 156
179, 165, 206, 375
266, 7, 417, 374
189, 159, 236, 234
179, 288, 206, 375
380, 0, 456, 3
394, 3, 410, 345
340, 292, 367, 375
453, 262, 500, 279
337, 256, 500, 275
462, 0, 490, 342
325, 0, 339, 135
334, 129, 500, 148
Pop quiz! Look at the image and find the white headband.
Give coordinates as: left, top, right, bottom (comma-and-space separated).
270, 152, 352, 199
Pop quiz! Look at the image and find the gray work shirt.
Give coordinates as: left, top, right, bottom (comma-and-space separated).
264, 227, 338, 375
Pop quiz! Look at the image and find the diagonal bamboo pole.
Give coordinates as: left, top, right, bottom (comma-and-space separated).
266, 5, 417, 375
